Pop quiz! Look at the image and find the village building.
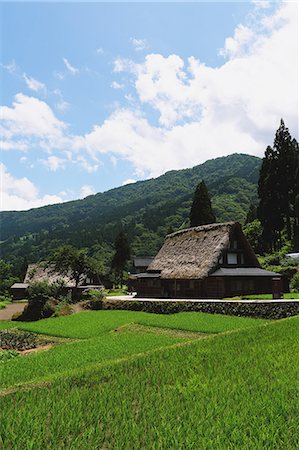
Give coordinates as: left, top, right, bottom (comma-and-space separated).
10, 263, 104, 300
133, 222, 285, 299
133, 256, 155, 274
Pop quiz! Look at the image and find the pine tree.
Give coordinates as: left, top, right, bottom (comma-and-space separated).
190, 181, 215, 227
111, 230, 131, 287
258, 119, 299, 251
258, 145, 284, 251
273, 119, 298, 240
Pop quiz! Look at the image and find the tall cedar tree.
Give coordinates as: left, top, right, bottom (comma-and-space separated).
190, 181, 216, 227
258, 119, 299, 251
111, 230, 131, 287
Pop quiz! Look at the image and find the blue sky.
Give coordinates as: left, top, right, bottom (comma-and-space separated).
1, 1, 298, 210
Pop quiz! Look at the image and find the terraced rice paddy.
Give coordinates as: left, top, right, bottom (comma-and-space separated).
0, 310, 298, 449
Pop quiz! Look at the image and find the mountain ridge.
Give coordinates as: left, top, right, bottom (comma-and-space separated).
0, 153, 262, 271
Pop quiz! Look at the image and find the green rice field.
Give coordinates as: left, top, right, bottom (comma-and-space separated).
16, 309, 267, 338
0, 310, 298, 449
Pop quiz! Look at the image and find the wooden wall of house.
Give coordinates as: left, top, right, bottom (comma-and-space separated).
10, 288, 28, 301
136, 276, 284, 299
136, 278, 202, 298
204, 276, 281, 298
203, 277, 226, 298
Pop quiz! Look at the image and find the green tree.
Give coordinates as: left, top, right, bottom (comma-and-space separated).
111, 230, 131, 287
245, 204, 257, 225
243, 219, 263, 254
190, 181, 215, 227
48, 245, 91, 298
258, 120, 299, 251
0, 260, 18, 297
273, 120, 299, 240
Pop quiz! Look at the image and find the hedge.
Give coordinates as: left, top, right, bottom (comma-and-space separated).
102, 299, 299, 320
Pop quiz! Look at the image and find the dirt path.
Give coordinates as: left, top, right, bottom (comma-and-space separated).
0, 302, 27, 321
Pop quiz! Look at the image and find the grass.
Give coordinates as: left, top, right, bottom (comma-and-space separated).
0, 329, 185, 390
0, 316, 298, 449
104, 287, 128, 296
0, 321, 17, 330
14, 310, 268, 339
0, 300, 10, 310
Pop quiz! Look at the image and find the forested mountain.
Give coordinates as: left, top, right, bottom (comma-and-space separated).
0, 153, 261, 274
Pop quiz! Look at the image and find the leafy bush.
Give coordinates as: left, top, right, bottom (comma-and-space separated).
82, 289, 105, 310
0, 296, 11, 310
0, 329, 38, 351
53, 298, 73, 317
290, 273, 299, 292
18, 281, 68, 321
0, 350, 19, 363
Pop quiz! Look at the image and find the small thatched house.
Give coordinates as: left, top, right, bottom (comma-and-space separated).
10, 263, 104, 300
133, 222, 284, 299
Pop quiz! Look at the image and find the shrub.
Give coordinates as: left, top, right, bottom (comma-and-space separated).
53, 298, 73, 317
290, 273, 299, 292
19, 281, 68, 321
82, 289, 105, 310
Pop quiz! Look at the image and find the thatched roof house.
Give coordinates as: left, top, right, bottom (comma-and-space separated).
11, 263, 104, 300
24, 263, 75, 287
133, 222, 284, 299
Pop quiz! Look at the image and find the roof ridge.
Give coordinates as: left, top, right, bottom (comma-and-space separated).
166, 221, 237, 239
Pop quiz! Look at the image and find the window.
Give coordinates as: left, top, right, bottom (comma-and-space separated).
240, 254, 245, 265
227, 253, 238, 264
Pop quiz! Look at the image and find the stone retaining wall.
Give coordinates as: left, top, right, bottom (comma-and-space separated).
103, 299, 299, 320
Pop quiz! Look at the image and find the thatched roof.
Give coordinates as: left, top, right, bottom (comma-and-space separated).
148, 222, 260, 280
24, 263, 76, 287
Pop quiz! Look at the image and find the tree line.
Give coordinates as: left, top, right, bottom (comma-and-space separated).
189, 119, 299, 254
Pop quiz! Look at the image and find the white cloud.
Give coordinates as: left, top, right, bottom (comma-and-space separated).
80, 185, 95, 198
130, 38, 148, 52
56, 100, 70, 112
251, 0, 271, 10
122, 178, 137, 186
63, 57, 79, 75
54, 71, 65, 80
23, 74, 46, 92
76, 156, 99, 173
111, 81, 124, 90
0, 164, 62, 211
0, 93, 67, 151
1, 60, 17, 75
98, 2, 297, 178
1, 2, 297, 187
96, 47, 104, 54
42, 156, 66, 171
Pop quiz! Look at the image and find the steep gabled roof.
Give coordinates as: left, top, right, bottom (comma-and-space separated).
148, 222, 260, 280
24, 263, 76, 287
